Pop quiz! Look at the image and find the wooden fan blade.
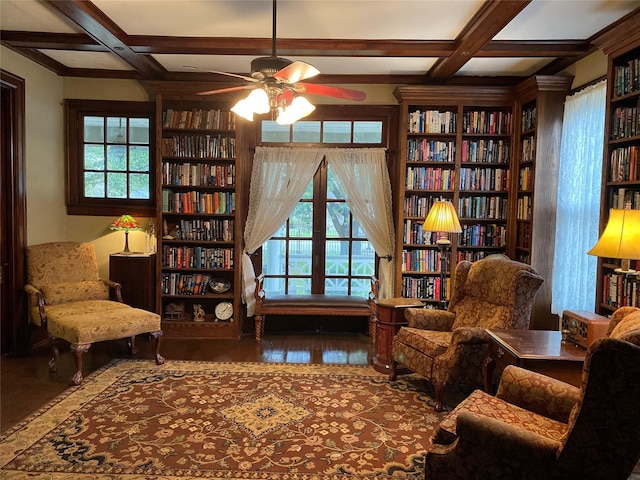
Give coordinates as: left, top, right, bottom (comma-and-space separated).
294, 83, 367, 101
197, 85, 256, 96
184, 65, 258, 83
274, 61, 320, 83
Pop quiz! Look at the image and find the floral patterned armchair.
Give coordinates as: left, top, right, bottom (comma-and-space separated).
425, 306, 640, 480
25, 242, 165, 385
390, 255, 543, 411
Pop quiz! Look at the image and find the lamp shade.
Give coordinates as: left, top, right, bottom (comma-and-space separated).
588, 209, 640, 272
110, 214, 141, 232
423, 200, 462, 233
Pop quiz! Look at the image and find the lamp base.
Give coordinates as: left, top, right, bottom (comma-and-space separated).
119, 232, 134, 255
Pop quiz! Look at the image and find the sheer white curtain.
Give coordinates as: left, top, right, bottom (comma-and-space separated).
552, 80, 606, 314
326, 148, 395, 299
242, 146, 325, 315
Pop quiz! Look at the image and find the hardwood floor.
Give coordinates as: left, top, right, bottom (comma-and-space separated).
0, 332, 373, 433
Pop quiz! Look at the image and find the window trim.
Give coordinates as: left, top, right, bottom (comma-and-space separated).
65, 99, 156, 216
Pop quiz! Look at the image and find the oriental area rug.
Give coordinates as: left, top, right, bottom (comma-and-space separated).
0, 360, 460, 480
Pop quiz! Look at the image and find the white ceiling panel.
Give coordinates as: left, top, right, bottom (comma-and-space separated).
0, 0, 80, 33
457, 57, 555, 76
41, 50, 135, 70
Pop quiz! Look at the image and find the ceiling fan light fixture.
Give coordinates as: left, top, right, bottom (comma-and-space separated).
231, 88, 271, 121
276, 95, 315, 125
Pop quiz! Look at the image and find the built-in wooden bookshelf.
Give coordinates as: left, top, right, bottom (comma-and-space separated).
394, 86, 514, 304
148, 83, 245, 339
593, 16, 640, 315
512, 76, 572, 330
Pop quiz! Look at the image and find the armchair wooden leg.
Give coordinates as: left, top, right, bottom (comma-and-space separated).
48, 334, 60, 372
255, 314, 264, 343
433, 381, 446, 412
389, 360, 399, 381
70, 343, 91, 386
150, 330, 165, 365
127, 335, 138, 355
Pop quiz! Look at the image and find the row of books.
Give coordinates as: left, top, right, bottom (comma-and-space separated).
162, 246, 234, 269
403, 220, 446, 245
406, 167, 455, 190
162, 273, 216, 296
166, 218, 234, 242
403, 195, 440, 218
521, 137, 536, 163
401, 276, 448, 301
162, 134, 236, 159
406, 139, 455, 162
517, 195, 532, 220
162, 108, 236, 131
461, 139, 511, 164
162, 190, 236, 214
613, 57, 640, 97
610, 102, 639, 140
462, 110, 512, 135
459, 167, 509, 192
609, 145, 639, 182
521, 107, 537, 132
408, 110, 457, 134
602, 272, 638, 308
517, 222, 532, 250
455, 250, 492, 263
610, 188, 640, 209
458, 196, 508, 220
459, 223, 506, 247
162, 162, 235, 187
519, 166, 534, 191
401, 248, 440, 272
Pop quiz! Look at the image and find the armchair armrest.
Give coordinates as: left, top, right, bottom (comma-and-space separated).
496, 365, 580, 424
100, 278, 123, 303
24, 283, 47, 326
455, 410, 560, 460
450, 326, 491, 345
405, 308, 455, 331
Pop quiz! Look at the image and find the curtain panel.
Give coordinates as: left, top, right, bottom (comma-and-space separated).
551, 80, 606, 314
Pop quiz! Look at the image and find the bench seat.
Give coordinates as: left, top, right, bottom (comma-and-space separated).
253, 274, 374, 342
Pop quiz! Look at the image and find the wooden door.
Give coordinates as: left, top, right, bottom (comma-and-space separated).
0, 70, 27, 355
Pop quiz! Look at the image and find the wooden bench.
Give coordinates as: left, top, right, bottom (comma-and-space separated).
253, 273, 375, 342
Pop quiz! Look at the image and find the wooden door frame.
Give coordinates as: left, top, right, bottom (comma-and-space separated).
1, 69, 28, 355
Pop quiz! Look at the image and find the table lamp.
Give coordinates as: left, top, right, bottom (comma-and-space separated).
587, 208, 640, 274
423, 200, 462, 305
110, 214, 142, 255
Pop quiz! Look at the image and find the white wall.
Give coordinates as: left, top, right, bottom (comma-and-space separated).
1, 46, 152, 277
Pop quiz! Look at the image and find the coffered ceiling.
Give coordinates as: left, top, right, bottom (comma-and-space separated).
1, 0, 639, 87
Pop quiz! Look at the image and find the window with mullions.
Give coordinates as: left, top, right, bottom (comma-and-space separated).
66, 100, 154, 216
260, 117, 384, 297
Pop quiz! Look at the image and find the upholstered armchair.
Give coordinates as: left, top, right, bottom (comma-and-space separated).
390, 255, 543, 411
425, 306, 640, 479
25, 242, 165, 385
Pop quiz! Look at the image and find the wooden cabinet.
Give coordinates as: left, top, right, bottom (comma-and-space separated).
109, 254, 156, 312
148, 82, 246, 339
512, 76, 572, 330
592, 14, 640, 315
394, 86, 514, 303
371, 298, 422, 373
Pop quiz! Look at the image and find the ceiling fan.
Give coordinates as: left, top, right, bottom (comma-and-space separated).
185, 0, 366, 124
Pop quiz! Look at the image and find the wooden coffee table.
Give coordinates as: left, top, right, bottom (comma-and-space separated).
484, 329, 587, 393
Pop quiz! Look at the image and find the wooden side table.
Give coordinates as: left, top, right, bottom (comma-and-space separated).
109, 253, 156, 312
484, 329, 587, 393
371, 298, 423, 374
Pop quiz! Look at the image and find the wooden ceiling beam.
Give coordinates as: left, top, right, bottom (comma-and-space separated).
43, 0, 166, 78
1, 31, 589, 59
426, 0, 533, 80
